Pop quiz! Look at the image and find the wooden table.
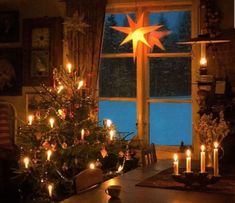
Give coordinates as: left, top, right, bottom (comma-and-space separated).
62, 160, 235, 203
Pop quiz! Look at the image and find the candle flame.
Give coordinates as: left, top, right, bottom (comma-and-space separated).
173, 153, 178, 161
48, 184, 53, 197
201, 145, 205, 152
28, 115, 34, 125
57, 85, 64, 94
186, 149, 191, 157
110, 130, 114, 141
214, 142, 219, 149
23, 157, 30, 168
117, 165, 123, 173
49, 118, 55, 128
67, 63, 72, 73
200, 57, 207, 66
81, 129, 85, 140
89, 163, 95, 169
47, 150, 52, 161
106, 119, 112, 128
77, 80, 84, 89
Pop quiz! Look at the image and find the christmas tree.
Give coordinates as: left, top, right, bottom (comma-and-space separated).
16, 66, 127, 202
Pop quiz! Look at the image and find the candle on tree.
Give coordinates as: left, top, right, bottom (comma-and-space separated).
200, 145, 206, 173
28, 115, 34, 125
47, 184, 53, 197
77, 80, 84, 89
23, 157, 30, 169
109, 130, 114, 141
67, 63, 72, 73
49, 118, 55, 128
214, 142, 219, 176
47, 150, 52, 161
106, 119, 112, 128
186, 149, 191, 173
81, 129, 85, 140
173, 153, 179, 175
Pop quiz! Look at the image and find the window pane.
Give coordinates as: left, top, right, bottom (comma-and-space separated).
99, 58, 136, 97
99, 101, 136, 139
149, 11, 191, 52
150, 103, 192, 145
102, 13, 136, 53
150, 57, 191, 98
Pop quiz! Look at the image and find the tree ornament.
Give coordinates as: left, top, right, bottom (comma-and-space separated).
42, 141, 50, 150
35, 131, 43, 140
51, 143, 57, 152
100, 147, 108, 158
62, 142, 68, 149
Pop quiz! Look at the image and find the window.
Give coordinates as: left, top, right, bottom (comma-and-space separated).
99, 3, 192, 145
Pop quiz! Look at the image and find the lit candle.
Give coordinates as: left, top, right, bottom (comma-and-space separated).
106, 119, 112, 128
57, 85, 64, 94
47, 184, 53, 197
200, 145, 206, 173
109, 130, 114, 141
117, 165, 123, 173
49, 118, 55, 128
47, 150, 52, 161
186, 149, 191, 173
81, 129, 85, 140
67, 63, 72, 73
23, 157, 30, 169
214, 142, 219, 176
28, 115, 34, 125
77, 80, 84, 89
173, 153, 179, 175
89, 163, 95, 169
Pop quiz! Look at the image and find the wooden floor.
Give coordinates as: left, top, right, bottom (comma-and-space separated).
62, 160, 235, 203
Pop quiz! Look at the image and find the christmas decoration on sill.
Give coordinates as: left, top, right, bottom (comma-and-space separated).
111, 13, 171, 60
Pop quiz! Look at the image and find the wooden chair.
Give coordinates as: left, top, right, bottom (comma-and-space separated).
0, 102, 17, 150
74, 168, 103, 193
141, 143, 157, 167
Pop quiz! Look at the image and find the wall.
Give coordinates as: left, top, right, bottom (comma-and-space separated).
0, 0, 65, 122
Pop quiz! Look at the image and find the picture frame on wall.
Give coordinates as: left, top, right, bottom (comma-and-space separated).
0, 48, 22, 96
0, 11, 19, 43
23, 17, 63, 86
25, 92, 50, 116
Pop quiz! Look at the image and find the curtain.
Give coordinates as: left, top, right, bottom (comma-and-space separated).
65, 0, 107, 101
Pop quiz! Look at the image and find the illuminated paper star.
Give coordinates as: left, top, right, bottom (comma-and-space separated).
111, 13, 161, 60
148, 29, 171, 50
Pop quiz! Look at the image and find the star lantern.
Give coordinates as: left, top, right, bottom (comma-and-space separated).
111, 13, 171, 60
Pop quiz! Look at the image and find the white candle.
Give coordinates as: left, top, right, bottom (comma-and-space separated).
110, 130, 114, 141
23, 157, 30, 169
49, 118, 55, 128
186, 149, 191, 173
28, 115, 34, 125
173, 153, 179, 175
214, 142, 219, 176
48, 184, 53, 197
67, 63, 72, 73
47, 150, 52, 161
200, 145, 206, 173
81, 129, 85, 140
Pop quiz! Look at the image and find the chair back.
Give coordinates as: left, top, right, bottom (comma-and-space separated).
141, 143, 157, 167
0, 102, 17, 150
74, 168, 103, 193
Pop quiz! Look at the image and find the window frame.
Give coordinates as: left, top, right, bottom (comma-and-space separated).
99, 0, 199, 153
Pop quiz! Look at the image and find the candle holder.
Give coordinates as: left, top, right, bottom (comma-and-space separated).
172, 171, 221, 188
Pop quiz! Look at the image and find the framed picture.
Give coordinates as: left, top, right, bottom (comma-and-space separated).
26, 92, 50, 116
23, 17, 63, 86
0, 48, 22, 96
0, 11, 19, 43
